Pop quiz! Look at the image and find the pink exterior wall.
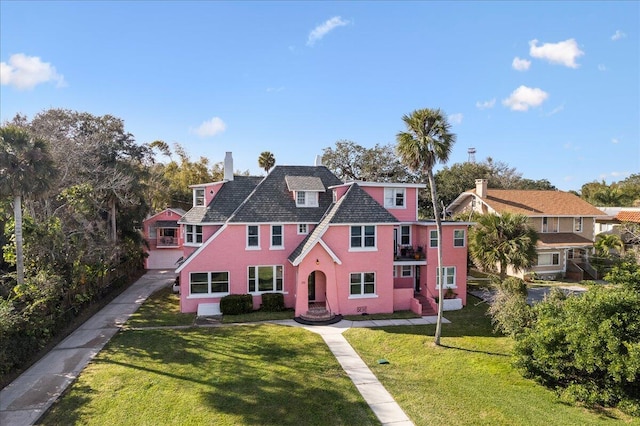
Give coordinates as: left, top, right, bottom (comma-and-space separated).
179, 223, 311, 313
393, 288, 413, 311
143, 209, 184, 269
360, 186, 419, 222
143, 209, 184, 247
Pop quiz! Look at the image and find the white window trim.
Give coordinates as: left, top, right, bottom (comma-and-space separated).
246, 225, 260, 250
184, 224, 203, 246
270, 224, 284, 250
542, 217, 559, 233
349, 225, 377, 252
400, 225, 411, 246
436, 266, 457, 289
384, 187, 406, 209
295, 191, 319, 207
348, 272, 377, 297
453, 229, 465, 247
297, 224, 309, 235
194, 188, 205, 207
247, 265, 285, 294
429, 230, 438, 248
187, 271, 230, 298
401, 265, 413, 277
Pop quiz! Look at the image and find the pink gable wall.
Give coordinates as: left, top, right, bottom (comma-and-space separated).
360, 186, 419, 222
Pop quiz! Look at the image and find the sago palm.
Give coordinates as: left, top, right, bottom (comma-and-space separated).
469, 212, 538, 280
396, 108, 456, 345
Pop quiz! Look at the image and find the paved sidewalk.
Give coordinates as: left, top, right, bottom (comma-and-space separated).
1, 269, 448, 426
0, 270, 176, 426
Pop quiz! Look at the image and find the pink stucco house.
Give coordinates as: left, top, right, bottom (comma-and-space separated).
175, 152, 469, 320
143, 207, 186, 269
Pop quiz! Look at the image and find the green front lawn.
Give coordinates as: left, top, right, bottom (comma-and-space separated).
344, 295, 638, 425
41, 324, 378, 426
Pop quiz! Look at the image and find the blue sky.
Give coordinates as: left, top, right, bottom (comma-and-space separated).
1, 1, 638, 192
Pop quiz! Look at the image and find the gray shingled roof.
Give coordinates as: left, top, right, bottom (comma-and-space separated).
288, 183, 397, 263
329, 183, 398, 224
285, 176, 326, 192
229, 166, 342, 223
179, 176, 262, 224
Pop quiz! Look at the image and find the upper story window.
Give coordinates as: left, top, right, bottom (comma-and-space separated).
298, 224, 308, 235
332, 190, 338, 203
574, 217, 583, 233
185, 225, 203, 244
350, 225, 376, 250
453, 229, 465, 247
194, 188, 205, 206
430, 230, 438, 248
400, 225, 411, 245
296, 191, 319, 207
271, 225, 283, 249
384, 188, 405, 208
542, 217, 559, 233
247, 225, 260, 249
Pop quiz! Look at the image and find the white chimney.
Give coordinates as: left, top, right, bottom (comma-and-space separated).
314, 154, 323, 166
475, 179, 487, 198
224, 152, 234, 181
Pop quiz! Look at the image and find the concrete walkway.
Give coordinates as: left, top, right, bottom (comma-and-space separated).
0, 270, 448, 426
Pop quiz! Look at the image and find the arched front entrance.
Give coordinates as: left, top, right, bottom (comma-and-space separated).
307, 270, 327, 303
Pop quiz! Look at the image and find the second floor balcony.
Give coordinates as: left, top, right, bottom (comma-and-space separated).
394, 245, 427, 265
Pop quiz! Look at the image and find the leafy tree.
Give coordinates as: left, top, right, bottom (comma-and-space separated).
0, 126, 56, 285
487, 277, 532, 338
605, 253, 640, 291
469, 212, 538, 280
258, 151, 275, 173
322, 140, 418, 183
396, 108, 456, 345
514, 286, 640, 414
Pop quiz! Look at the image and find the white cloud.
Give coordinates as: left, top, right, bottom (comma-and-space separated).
502, 85, 549, 111
529, 38, 584, 68
512, 57, 531, 71
307, 16, 350, 46
598, 64, 607, 71
192, 117, 226, 137
476, 98, 496, 110
546, 104, 564, 116
449, 113, 463, 124
611, 138, 619, 144
0, 53, 65, 90
611, 30, 626, 41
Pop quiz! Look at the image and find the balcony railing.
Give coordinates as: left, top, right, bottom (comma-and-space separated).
395, 246, 426, 261
156, 236, 179, 247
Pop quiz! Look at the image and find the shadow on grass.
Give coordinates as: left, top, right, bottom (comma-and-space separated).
438, 343, 510, 357
40, 384, 94, 426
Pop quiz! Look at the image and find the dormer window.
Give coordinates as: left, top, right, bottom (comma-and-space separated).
194, 188, 205, 206
384, 188, 405, 208
295, 191, 319, 207
285, 175, 324, 208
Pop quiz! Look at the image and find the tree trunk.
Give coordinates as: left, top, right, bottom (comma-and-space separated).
110, 198, 117, 242
14, 195, 24, 285
427, 169, 445, 346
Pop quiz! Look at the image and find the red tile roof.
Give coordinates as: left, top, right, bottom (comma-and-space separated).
616, 210, 640, 223
473, 189, 606, 216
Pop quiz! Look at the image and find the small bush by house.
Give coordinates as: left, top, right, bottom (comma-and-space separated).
220, 294, 253, 315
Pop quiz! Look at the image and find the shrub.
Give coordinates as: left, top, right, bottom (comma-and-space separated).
487, 277, 531, 337
220, 294, 253, 315
261, 293, 285, 312
513, 286, 640, 415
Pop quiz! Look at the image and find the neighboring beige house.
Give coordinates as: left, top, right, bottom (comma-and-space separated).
447, 179, 607, 280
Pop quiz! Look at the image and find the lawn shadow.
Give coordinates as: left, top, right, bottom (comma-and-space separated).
39, 384, 94, 425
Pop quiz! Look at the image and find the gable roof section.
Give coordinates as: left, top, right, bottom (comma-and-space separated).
329, 183, 399, 224
179, 176, 262, 224
144, 207, 186, 223
229, 165, 342, 223
453, 189, 606, 217
288, 183, 397, 265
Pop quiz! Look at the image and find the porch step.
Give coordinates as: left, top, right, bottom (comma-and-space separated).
302, 306, 334, 321
414, 294, 437, 316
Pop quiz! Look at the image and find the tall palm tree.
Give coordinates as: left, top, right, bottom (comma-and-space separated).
469, 212, 539, 280
258, 151, 275, 173
396, 108, 456, 345
0, 126, 56, 285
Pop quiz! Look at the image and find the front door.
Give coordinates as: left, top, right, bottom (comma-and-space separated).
308, 271, 316, 301
415, 266, 421, 292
